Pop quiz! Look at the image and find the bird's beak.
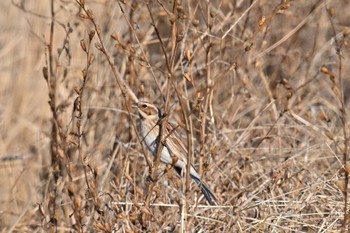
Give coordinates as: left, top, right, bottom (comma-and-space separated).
131, 103, 138, 108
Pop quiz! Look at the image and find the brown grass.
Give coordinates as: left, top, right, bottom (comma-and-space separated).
1, 0, 350, 232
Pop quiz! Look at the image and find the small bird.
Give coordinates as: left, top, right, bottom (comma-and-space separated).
132, 101, 218, 205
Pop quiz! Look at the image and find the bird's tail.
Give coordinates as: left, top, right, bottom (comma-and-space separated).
174, 167, 218, 205
191, 175, 218, 205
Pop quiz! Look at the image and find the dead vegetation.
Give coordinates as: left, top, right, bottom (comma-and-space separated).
1, 0, 350, 232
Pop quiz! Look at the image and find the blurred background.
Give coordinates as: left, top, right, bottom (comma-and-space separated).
1, 0, 350, 231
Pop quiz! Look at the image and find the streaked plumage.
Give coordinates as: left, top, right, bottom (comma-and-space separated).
132, 101, 218, 205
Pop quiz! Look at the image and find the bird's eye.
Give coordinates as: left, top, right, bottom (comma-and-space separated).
141, 104, 147, 108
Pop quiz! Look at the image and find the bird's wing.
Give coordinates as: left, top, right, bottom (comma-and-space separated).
164, 122, 188, 158
163, 122, 202, 178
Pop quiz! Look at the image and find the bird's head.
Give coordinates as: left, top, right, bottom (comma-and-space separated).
132, 101, 160, 120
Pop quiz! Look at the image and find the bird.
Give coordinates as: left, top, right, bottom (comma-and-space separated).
132, 101, 218, 205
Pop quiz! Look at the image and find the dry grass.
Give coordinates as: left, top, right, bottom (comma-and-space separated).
1, 0, 350, 232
